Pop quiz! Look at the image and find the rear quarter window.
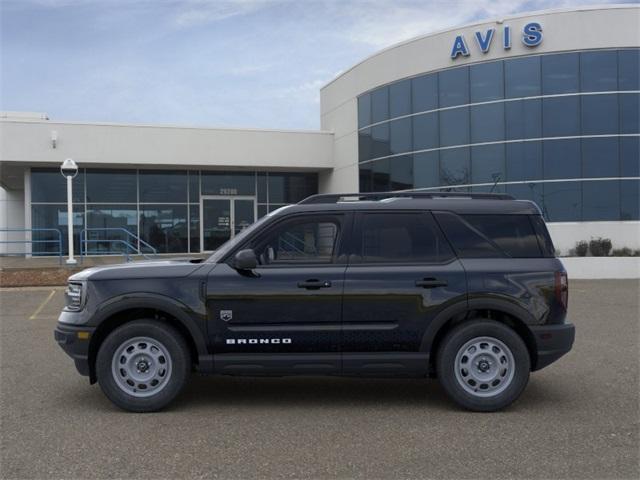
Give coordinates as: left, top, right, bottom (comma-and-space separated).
434, 212, 547, 258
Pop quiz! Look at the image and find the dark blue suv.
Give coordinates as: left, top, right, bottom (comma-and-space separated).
55, 192, 575, 412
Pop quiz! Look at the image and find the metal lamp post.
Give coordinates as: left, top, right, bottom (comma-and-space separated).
60, 158, 78, 265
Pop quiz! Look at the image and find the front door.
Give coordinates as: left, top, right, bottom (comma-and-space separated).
201, 196, 256, 252
341, 211, 467, 375
206, 213, 350, 374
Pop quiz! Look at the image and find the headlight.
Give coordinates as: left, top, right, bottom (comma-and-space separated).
64, 282, 85, 311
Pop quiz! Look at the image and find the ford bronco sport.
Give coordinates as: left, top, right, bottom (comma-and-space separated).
55, 191, 575, 412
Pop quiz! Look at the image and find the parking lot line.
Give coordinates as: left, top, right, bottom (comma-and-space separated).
29, 289, 57, 320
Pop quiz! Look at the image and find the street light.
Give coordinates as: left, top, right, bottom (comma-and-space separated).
60, 158, 78, 265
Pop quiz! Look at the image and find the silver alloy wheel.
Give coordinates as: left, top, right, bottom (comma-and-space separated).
111, 336, 173, 398
454, 336, 515, 397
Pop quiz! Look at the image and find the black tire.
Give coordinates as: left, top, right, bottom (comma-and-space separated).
96, 320, 191, 412
436, 319, 530, 412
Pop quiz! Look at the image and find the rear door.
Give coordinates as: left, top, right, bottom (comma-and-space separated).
341, 211, 467, 375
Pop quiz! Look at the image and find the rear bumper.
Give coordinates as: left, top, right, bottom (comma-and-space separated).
530, 322, 575, 371
54, 323, 95, 377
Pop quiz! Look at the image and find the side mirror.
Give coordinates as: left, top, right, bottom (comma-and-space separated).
233, 249, 258, 271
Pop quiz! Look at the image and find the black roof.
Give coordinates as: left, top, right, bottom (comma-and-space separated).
278, 191, 542, 216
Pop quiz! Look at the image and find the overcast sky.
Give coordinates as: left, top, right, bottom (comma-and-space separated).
1, 0, 635, 130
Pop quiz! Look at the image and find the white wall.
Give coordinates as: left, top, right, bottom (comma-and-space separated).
0, 120, 334, 171
549, 222, 640, 255
561, 257, 640, 279
0, 186, 25, 254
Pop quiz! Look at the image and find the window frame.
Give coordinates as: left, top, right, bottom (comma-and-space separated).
349, 210, 456, 266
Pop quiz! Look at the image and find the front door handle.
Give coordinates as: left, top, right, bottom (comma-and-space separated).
415, 278, 448, 288
298, 279, 332, 290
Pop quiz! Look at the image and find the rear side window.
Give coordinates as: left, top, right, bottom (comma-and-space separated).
355, 212, 454, 263
434, 212, 545, 258
530, 215, 556, 257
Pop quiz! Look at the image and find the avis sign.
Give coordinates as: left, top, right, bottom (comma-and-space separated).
450, 22, 543, 59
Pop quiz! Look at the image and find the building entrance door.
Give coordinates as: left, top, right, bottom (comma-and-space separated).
201, 196, 256, 252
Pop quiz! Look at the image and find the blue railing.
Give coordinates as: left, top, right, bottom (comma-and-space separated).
0, 228, 63, 264
80, 228, 157, 263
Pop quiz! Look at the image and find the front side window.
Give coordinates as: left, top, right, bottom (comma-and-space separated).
253, 217, 341, 265
355, 212, 454, 264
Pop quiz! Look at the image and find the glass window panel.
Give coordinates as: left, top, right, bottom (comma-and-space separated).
189, 205, 200, 253
258, 204, 268, 218
581, 94, 619, 135
390, 155, 413, 190
389, 79, 411, 118
189, 171, 200, 203
506, 182, 543, 207
542, 96, 580, 137
440, 107, 469, 147
359, 128, 373, 162
201, 171, 255, 196
86, 169, 136, 203
372, 159, 390, 191
371, 123, 390, 158
31, 204, 84, 256
621, 180, 640, 220
541, 52, 579, 95
371, 87, 389, 123
505, 56, 541, 98
139, 170, 187, 203
620, 93, 639, 134
471, 144, 505, 186
505, 98, 542, 140
412, 112, 438, 151
414, 151, 439, 189
439, 67, 469, 108
462, 214, 542, 257
412, 73, 438, 113
583, 180, 620, 221
470, 61, 504, 102
434, 211, 501, 258
85, 205, 137, 254
389, 117, 412, 154
506, 142, 543, 181
358, 213, 454, 263
257, 172, 267, 203
619, 49, 640, 91
543, 139, 580, 179
470, 103, 504, 143
267, 173, 317, 204
440, 148, 470, 186
140, 205, 188, 253
542, 181, 581, 222
31, 168, 85, 203
581, 51, 618, 92
582, 137, 619, 178
359, 163, 373, 192
358, 94, 371, 128
621, 137, 640, 177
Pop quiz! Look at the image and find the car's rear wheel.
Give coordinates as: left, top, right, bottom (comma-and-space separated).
96, 320, 190, 412
436, 320, 530, 412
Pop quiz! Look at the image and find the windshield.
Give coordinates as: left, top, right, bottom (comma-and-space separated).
205, 205, 292, 263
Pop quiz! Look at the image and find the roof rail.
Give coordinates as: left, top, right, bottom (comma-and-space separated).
298, 191, 515, 205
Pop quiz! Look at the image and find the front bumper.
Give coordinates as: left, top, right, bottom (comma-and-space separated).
530, 322, 575, 371
54, 322, 95, 377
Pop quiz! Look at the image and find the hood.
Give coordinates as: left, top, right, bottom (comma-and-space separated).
68, 258, 209, 281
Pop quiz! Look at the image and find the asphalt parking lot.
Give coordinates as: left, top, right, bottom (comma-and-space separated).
1, 280, 638, 479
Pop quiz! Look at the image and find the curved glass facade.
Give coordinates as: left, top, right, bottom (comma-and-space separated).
357, 49, 640, 222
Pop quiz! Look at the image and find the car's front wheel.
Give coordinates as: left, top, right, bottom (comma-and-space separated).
436, 320, 530, 412
96, 320, 190, 412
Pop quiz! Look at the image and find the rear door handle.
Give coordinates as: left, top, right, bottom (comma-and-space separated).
415, 278, 448, 288
298, 279, 332, 290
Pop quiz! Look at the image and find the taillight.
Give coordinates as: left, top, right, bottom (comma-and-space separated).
555, 271, 568, 310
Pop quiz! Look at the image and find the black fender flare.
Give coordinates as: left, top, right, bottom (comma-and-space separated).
89, 293, 209, 359
419, 295, 537, 354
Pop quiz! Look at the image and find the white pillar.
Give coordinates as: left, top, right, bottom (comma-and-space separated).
66, 175, 77, 265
